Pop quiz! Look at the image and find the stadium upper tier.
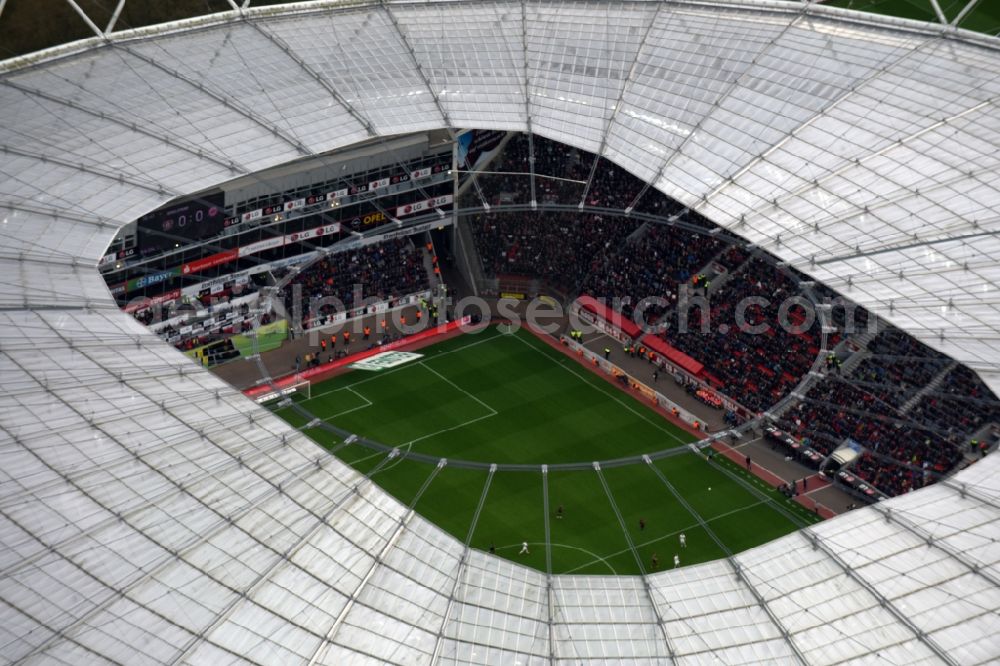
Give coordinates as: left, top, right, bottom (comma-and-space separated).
1, 1, 999, 664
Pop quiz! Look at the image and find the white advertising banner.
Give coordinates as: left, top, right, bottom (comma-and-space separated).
396, 194, 454, 218
241, 209, 263, 223
238, 236, 284, 257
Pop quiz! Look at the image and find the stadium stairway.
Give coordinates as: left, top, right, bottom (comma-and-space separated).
422, 245, 440, 290
695, 239, 738, 283
837, 318, 886, 376
570, 221, 653, 302
454, 215, 489, 296
900, 360, 958, 415
705, 248, 754, 297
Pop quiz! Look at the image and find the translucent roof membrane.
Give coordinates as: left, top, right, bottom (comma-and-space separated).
0, 1, 999, 663
524, 0, 658, 154
392, 2, 527, 132
263, 6, 447, 137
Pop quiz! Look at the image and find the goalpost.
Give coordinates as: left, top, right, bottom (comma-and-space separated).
497, 321, 514, 334
253, 378, 311, 405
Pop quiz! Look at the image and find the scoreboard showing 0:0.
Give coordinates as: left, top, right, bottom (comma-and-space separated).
136, 191, 227, 255
167, 207, 211, 231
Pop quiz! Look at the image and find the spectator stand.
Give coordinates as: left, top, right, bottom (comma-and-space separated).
655, 255, 830, 415
243, 316, 475, 403
303, 289, 432, 343
277, 236, 429, 332
559, 333, 716, 434
142, 286, 279, 363
496, 275, 539, 300
777, 369, 968, 499
572, 294, 643, 347
466, 210, 641, 297
909, 363, 1000, 450
230, 231, 441, 381
469, 133, 588, 208
453, 132, 999, 506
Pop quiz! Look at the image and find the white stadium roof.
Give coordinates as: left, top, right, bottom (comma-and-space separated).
1, 1, 999, 663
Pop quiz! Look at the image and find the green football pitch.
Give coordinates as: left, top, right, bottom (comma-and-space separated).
271, 325, 822, 575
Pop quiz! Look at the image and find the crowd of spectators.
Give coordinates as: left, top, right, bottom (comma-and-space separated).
476, 133, 587, 206
470, 211, 640, 295
849, 328, 951, 408
661, 257, 822, 413
131, 275, 271, 352
582, 224, 725, 325
278, 237, 427, 327
471, 133, 685, 217
715, 246, 749, 272
910, 364, 1000, 439
776, 329, 972, 497
580, 158, 645, 211
463, 131, 998, 498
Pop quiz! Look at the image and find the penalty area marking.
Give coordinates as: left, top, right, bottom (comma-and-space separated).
304, 328, 506, 402
323, 386, 373, 420
376, 362, 500, 457
419, 362, 499, 417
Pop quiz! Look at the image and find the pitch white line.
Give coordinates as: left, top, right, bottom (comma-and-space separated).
494, 542, 617, 575
404, 411, 498, 449
303, 329, 504, 401
372, 362, 500, 451
510, 333, 688, 445
419, 362, 499, 418
323, 386, 373, 420
558, 498, 770, 575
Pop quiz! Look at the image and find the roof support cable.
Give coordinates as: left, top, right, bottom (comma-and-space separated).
627, 9, 808, 213
952, 0, 982, 26
168, 450, 401, 665
0, 374, 378, 664
593, 462, 677, 664
1, 79, 247, 177
806, 531, 962, 666
375, 1, 491, 212
12, 320, 399, 662
62, 0, 104, 39
578, 1, 662, 211
872, 502, 1000, 589
116, 46, 312, 156
520, 0, 537, 211
307, 458, 448, 666
429, 464, 496, 664
541, 465, 556, 663
701, 31, 940, 204
644, 456, 809, 664
104, 0, 126, 33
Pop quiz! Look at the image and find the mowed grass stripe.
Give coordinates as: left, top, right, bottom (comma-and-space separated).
547, 469, 636, 575
270, 325, 819, 575
289, 328, 694, 464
